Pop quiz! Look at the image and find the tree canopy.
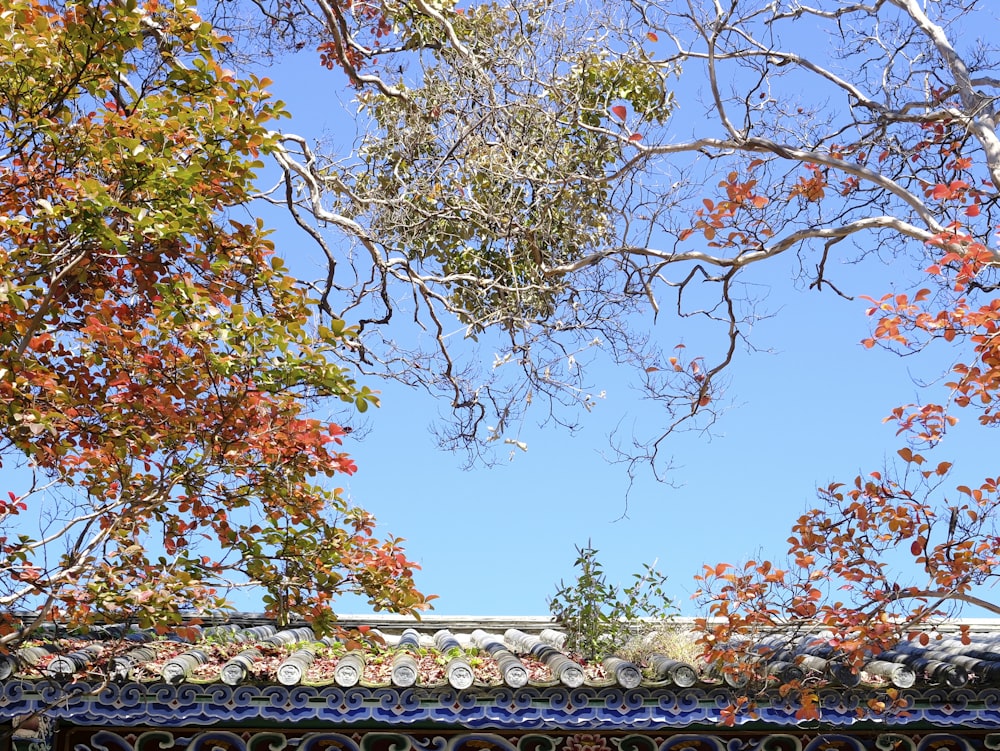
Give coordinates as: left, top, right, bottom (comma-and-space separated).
263, 0, 998, 470
0, 0, 428, 645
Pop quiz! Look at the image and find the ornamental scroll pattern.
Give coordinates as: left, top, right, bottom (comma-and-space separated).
65, 729, 1000, 751
6, 683, 1000, 728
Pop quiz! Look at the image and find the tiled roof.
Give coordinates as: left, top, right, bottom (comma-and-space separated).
5, 615, 1000, 690
2, 618, 637, 689
6, 616, 1000, 728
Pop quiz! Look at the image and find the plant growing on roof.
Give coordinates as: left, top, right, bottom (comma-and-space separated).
548, 543, 674, 661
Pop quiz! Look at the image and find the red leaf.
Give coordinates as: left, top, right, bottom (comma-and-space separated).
932, 183, 951, 200
628, 133, 643, 143
610, 105, 627, 120
646, 31, 658, 42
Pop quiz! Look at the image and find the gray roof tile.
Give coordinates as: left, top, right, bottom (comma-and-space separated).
8, 615, 1000, 691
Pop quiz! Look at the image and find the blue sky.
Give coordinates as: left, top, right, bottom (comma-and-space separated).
8, 11, 991, 622
247, 51, 999, 618
325, 277, 993, 616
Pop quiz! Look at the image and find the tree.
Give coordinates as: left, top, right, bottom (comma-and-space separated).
257, 0, 996, 470
255, 0, 1000, 712
0, 0, 429, 646
630, 0, 1000, 720
260, 0, 679, 461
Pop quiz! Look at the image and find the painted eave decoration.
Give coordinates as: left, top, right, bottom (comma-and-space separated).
5, 616, 1000, 730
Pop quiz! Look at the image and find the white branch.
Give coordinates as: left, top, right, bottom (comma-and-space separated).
890, 0, 1000, 191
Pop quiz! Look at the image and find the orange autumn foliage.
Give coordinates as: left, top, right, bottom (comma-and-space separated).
0, 0, 429, 645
